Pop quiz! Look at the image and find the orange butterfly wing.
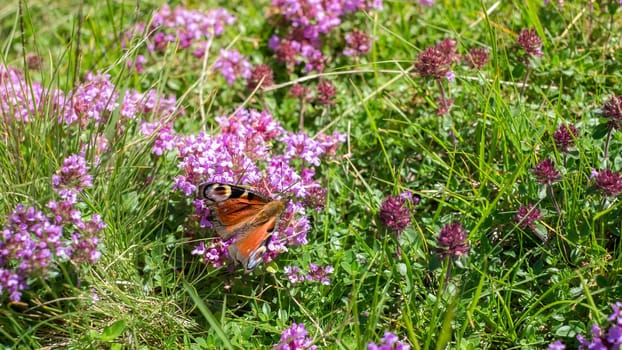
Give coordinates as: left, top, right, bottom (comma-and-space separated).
198, 183, 285, 269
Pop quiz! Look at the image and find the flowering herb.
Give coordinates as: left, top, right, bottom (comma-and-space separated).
532, 158, 561, 184
367, 331, 411, 350
517, 28, 543, 60
284, 264, 334, 285
213, 49, 252, 85
553, 124, 578, 153
268, 0, 382, 73
123, 5, 235, 59
436, 222, 469, 259
550, 302, 622, 349
515, 204, 542, 231
273, 323, 316, 350
465, 47, 489, 69
593, 169, 622, 197
0, 154, 104, 302
178, 109, 344, 268
603, 95, 622, 129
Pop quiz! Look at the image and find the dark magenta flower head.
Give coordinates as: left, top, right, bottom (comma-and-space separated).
553, 124, 578, 152
517, 28, 543, 58
436, 222, 469, 259
593, 169, 622, 196
343, 30, 371, 56
379, 193, 414, 234
415, 43, 454, 80
316, 80, 337, 105
247, 64, 274, 91
603, 95, 622, 128
465, 47, 489, 69
515, 204, 542, 231
532, 158, 561, 184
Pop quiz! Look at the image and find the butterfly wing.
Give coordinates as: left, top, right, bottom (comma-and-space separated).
198, 183, 285, 269
198, 183, 272, 239
228, 201, 284, 269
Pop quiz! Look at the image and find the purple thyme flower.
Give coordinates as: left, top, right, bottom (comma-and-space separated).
609, 302, 622, 325
603, 95, 622, 128
532, 158, 561, 184
0, 65, 66, 123
273, 323, 316, 350
124, 5, 235, 57
418, 0, 434, 6
547, 340, 565, 350
436, 222, 469, 259
517, 28, 543, 59
593, 169, 622, 196
140, 120, 178, 156
190, 240, 229, 268
305, 263, 334, 285
51, 154, 93, 199
268, 0, 382, 72
465, 47, 489, 69
127, 54, 147, 74
515, 204, 542, 231
415, 45, 454, 80
247, 64, 275, 90
379, 194, 412, 234
553, 124, 578, 152
551, 301, 622, 350
179, 108, 344, 268
316, 80, 337, 105
343, 30, 371, 56
284, 265, 305, 284
367, 331, 411, 350
213, 49, 252, 85
64, 72, 119, 126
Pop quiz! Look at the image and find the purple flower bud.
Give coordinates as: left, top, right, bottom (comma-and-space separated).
532, 158, 561, 184
436, 222, 469, 258
593, 169, 622, 196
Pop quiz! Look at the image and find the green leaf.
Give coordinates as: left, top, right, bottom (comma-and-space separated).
100, 320, 126, 342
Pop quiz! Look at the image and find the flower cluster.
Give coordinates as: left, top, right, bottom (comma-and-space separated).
415, 39, 459, 81
268, 0, 382, 72
0, 65, 66, 123
603, 95, 622, 129
343, 30, 371, 56
273, 323, 316, 350
517, 28, 543, 60
593, 169, 622, 197
123, 5, 235, 58
550, 302, 622, 350
213, 49, 252, 85
436, 222, 469, 259
532, 158, 561, 184
553, 124, 578, 152
414, 39, 487, 115
0, 154, 104, 301
379, 191, 417, 234
367, 332, 411, 350
465, 47, 489, 69
177, 108, 344, 268
1, 64, 183, 159
247, 64, 275, 91
515, 204, 542, 231
284, 263, 334, 285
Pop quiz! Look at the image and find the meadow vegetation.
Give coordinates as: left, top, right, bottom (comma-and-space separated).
0, 0, 621, 349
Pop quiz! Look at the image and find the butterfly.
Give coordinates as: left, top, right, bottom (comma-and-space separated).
197, 182, 285, 270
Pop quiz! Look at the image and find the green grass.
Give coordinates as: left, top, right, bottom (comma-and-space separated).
1, 0, 621, 349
